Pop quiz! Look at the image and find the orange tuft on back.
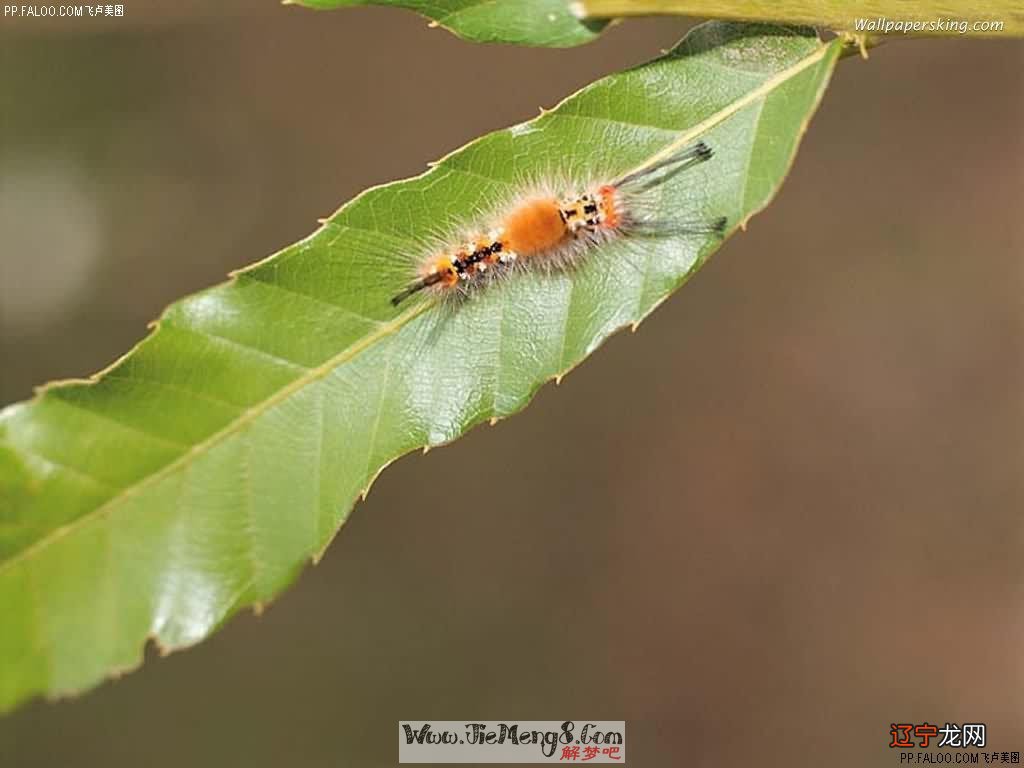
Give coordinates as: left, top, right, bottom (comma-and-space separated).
502, 197, 567, 257
598, 185, 620, 229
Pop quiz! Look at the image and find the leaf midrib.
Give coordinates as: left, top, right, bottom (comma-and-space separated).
0, 38, 831, 578
0, 300, 435, 577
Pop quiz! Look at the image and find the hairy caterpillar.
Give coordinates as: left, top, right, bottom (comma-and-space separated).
391, 140, 726, 306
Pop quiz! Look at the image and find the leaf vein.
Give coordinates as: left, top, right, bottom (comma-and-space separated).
0, 301, 435, 578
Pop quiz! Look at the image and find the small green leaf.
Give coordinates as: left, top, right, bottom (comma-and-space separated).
0, 22, 841, 713
292, 0, 609, 47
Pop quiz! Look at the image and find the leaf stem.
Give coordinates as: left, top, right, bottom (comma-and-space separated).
573, 0, 1023, 38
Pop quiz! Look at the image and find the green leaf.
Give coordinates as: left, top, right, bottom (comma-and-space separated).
291, 0, 609, 47
577, 0, 1024, 38
0, 22, 841, 713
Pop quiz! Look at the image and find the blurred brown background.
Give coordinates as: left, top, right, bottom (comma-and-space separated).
1, 4, 1023, 766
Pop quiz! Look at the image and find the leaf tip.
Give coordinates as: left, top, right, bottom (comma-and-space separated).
421, 444, 431, 454
488, 416, 499, 427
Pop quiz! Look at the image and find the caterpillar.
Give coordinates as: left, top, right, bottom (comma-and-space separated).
391, 140, 726, 306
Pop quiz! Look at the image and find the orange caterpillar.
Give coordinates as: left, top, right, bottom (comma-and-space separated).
391, 141, 725, 306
